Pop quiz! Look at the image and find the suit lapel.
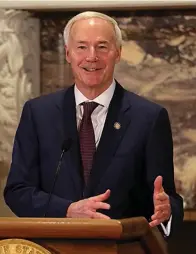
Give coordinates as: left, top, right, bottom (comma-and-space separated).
84, 82, 132, 196
56, 86, 83, 198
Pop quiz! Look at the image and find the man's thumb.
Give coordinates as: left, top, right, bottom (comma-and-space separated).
154, 176, 163, 194
89, 189, 111, 202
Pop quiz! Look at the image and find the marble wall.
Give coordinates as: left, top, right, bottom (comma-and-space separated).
39, 10, 196, 209
40, 12, 74, 94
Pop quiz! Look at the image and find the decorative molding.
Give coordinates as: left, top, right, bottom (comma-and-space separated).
0, 0, 195, 10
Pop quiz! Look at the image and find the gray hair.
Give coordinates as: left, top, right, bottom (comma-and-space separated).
63, 11, 122, 48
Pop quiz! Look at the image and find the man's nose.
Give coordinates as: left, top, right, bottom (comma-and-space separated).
86, 48, 98, 62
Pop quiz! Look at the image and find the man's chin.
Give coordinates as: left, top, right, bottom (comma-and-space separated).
82, 79, 103, 88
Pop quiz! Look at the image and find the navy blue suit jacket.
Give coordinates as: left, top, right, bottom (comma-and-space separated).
4, 82, 183, 234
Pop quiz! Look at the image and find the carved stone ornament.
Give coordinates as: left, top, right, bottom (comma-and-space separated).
0, 9, 40, 165
0, 239, 51, 254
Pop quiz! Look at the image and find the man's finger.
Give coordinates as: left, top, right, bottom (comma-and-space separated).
154, 176, 163, 194
89, 189, 111, 202
92, 201, 111, 210
155, 204, 170, 213
149, 219, 160, 227
155, 192, 168, 202
151, 210, 170, 221
151, 211, 165, 220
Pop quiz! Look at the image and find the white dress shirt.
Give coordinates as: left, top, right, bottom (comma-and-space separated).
75, 80, 115, 147
74, 80, 171, 236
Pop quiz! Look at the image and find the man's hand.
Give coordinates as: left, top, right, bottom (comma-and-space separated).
66, 189, 111, 219
149, 176, 171, 227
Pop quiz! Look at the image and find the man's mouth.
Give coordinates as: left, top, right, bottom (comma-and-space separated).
82, 67, 101, 72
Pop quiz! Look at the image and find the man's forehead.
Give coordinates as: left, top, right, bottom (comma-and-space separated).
72, 17, 110, 28
70, 18, 114, 34
69, 18, 115, 42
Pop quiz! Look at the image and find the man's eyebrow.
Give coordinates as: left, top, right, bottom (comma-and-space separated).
98, 40, 109, 44
76, 41, 87, 44
75, 40, 109, 44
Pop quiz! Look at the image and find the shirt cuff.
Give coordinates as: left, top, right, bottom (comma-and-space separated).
160, 215, 172, 236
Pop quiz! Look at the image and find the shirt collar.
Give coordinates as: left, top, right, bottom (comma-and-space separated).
74, 79, 116, 109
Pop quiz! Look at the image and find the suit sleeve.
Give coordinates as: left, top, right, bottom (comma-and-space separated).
4, 101, 73, 217
145, 107, 184, 235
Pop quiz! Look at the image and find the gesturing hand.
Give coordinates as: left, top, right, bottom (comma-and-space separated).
66, 189, 111, 219
149, 176, 171, 227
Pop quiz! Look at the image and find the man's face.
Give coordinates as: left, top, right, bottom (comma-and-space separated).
65, 18, 121, 90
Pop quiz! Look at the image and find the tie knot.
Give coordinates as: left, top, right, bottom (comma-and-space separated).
82, 102, 98, 118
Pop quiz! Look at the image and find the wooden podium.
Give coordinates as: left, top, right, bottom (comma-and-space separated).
0, 217, 168, 254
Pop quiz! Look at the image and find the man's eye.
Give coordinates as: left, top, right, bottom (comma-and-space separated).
99, 45, 107, 49
78, 46, 86, 49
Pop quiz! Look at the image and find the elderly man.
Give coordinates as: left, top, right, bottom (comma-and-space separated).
4, 11, 183, 237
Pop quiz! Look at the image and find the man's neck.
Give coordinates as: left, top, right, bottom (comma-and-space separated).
75, 82, 113, 100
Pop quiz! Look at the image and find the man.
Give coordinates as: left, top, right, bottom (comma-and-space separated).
4, 11, 183, 236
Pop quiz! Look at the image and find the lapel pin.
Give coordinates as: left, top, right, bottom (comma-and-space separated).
114, 122, 121, 130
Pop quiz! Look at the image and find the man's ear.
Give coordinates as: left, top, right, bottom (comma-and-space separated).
115, 45, 122, 64
65, 45, 71, 63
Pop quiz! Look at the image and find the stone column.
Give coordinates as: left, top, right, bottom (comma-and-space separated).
0, 9, 40, 216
